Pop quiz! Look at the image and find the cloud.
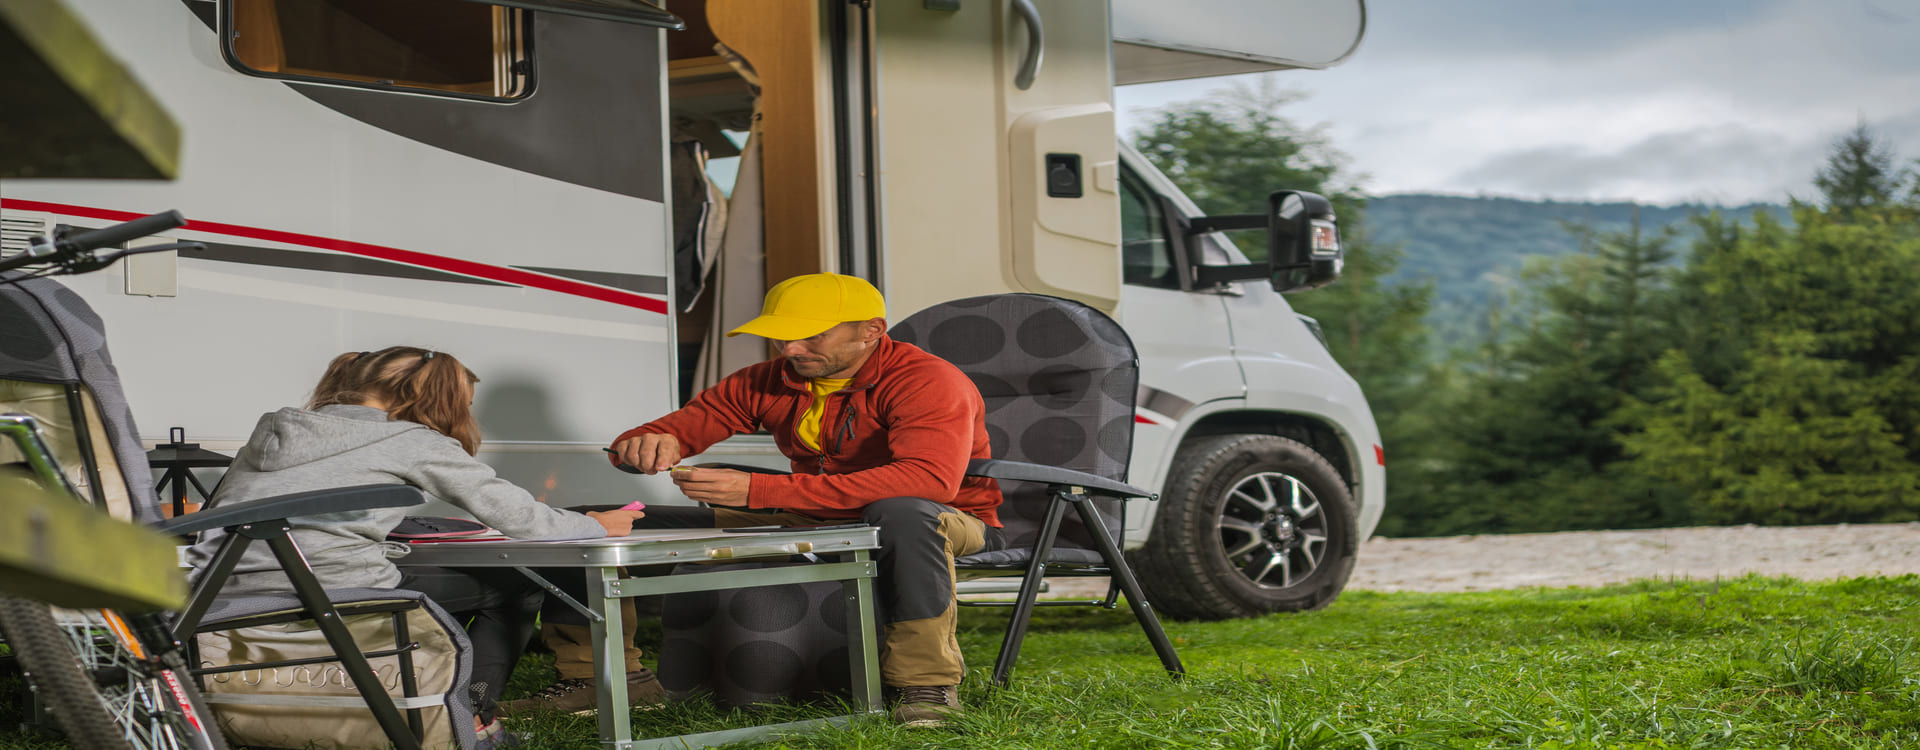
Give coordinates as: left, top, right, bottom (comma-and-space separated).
1120, 0, 1920, 206
1448, 125, 1822, 205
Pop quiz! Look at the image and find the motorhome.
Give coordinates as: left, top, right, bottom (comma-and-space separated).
0, 0, 1381, 621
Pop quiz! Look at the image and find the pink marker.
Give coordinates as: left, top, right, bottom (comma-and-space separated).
619, 501, 646, 511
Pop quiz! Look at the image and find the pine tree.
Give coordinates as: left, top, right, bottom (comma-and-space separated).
1412, 214, 1691, 535
1814, 123, 1900, 218
1622, 127, 1920, 524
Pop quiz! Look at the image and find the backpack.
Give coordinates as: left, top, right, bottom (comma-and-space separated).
192, 588, 476, 750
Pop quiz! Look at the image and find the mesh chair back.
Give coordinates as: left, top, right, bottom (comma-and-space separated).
0, 276, 158, 522
890, 294, 1138, 565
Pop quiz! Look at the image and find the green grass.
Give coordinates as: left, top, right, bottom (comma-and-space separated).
6, 575, 1919, 748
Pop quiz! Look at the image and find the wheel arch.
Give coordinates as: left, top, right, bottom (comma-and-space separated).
1183, 410, 1357, 491
1127, 404, 1380, 548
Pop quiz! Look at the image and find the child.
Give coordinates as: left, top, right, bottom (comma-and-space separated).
188, 346, 643, 747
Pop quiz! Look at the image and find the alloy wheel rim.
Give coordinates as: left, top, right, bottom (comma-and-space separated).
1214, 471, 1328, 589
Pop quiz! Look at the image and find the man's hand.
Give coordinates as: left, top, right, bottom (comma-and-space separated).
670, 467, 751, 507
586, 509, 646, 537
611, 433, 682, 474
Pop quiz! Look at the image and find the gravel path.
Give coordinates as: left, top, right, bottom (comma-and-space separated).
1041, 523, 1920, 598
1347, 522, 1920, 593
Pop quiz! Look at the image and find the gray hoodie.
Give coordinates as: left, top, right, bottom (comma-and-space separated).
188, 404, 605, 595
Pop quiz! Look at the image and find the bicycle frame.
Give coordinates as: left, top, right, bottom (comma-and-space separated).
1, 414, 86, 501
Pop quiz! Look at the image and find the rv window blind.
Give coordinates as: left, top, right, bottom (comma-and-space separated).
463, 0, 684, 29
223, 0, 532, 101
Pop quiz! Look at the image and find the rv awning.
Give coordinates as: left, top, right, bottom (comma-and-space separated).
465, 0, 684, 29
1112, 0, 1365, 85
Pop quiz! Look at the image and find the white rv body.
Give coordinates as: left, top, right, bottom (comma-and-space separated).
2, 0, 1381, 618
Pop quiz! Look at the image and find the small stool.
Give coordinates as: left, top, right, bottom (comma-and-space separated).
146, 427, 231, 517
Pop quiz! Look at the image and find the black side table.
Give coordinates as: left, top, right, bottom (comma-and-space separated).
146, 427, 232, 517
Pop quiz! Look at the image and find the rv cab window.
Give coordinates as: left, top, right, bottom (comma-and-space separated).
1120, 168, 1179, 289
223, 0, 532, 100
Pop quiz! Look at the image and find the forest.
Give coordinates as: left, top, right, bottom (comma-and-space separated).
1133, 86, 1920, 538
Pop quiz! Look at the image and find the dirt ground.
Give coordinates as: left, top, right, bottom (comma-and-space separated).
1043, 522, 1920, 598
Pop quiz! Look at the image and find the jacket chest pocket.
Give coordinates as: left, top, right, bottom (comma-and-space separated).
823, 393, 881, 457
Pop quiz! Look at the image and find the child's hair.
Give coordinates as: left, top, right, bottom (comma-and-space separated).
307, 346, 483, 454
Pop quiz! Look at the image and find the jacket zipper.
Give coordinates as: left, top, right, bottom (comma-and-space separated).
821, 386, 869, 474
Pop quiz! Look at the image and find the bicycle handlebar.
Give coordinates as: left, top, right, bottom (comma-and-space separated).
64, 210, 186, 254
0, 210, 192, 276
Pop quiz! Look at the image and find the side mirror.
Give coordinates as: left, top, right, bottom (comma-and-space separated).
1183, 190, 1343, 293
1265, 190, 1342, 293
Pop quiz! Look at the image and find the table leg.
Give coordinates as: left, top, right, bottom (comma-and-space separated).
589, 565, 630, 748
846, 549, 881, 713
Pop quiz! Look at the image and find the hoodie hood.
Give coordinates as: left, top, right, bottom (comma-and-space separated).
239, 404, 430, 472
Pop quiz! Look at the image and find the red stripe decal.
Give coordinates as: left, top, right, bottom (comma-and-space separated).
1134, 414, 1157, 425
2, 198, 668, 314
1375, 444, 1386, 466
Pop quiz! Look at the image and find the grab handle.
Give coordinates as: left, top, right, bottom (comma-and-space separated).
1010, 0, 1043, 90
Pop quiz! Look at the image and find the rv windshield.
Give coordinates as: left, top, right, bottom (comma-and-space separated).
223, 0, 532, 100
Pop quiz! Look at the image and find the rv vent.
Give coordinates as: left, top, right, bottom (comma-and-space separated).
1, 214, 50, 258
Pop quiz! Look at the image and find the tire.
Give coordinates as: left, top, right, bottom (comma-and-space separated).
1130, 434, 1359, 621
0, 598, 226, 750
0, 596, 132, 749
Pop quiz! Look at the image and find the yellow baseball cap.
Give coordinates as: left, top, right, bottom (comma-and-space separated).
727, 273, 888, 340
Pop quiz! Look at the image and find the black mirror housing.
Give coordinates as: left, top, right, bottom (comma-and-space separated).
1265, 190, 1341, 293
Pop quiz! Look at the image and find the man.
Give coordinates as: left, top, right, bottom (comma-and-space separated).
621, 272, 1003, 727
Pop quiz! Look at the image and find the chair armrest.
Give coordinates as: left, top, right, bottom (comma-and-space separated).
152, 484, 425, 536
965, 459, 1153, 499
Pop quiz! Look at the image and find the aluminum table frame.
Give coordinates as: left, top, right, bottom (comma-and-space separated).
398, 527, 883, 749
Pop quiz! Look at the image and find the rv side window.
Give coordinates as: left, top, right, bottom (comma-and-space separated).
1120, 168, 1179, 289
222, 0, 532, 101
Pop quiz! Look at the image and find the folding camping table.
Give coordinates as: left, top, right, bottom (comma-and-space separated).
398, 526, 882, 749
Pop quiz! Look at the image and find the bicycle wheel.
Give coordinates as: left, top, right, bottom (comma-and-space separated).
0, 597, 227, 750
0, 596, 132, 749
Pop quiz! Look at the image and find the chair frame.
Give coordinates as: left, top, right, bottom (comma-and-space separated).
957, 459, 1185, 686
156, 485, 436, 750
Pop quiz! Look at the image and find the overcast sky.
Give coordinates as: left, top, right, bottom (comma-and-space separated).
1114, 0, 1920, 207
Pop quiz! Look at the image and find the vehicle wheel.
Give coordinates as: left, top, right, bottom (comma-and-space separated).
1130, 434, 1358, 621
0, 598, 226, 750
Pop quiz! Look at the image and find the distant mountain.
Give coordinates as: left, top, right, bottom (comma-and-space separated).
1364, 194, 1786, 354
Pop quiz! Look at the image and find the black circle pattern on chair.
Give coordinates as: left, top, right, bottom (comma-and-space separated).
659, 589, 718, 630
657, 562, 870, 710
891, 294, 1139, 559
1019, 416, 1087, 467
1016, 307, 1090, 359
1101, 366, 1135, 407
0, 294, 59, 363
929, 315, 1003, 366
728, 584, 809, 633
726, 641, 805, 694
966, 372, 1019, 406
1027, 365, 1092, 411
1099, 414, 1135, 465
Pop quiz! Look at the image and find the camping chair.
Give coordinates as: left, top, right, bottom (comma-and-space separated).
153, 487, 460, 750
890, 293, 1184, 687
1, 276, 462, 750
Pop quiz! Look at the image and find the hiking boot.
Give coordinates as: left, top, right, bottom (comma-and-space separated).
500, 668, 667, 715
889, 684, 961, 727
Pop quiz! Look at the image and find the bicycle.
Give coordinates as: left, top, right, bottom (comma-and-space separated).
0, 210, 227, 750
